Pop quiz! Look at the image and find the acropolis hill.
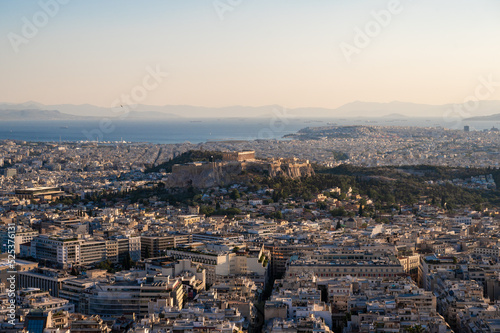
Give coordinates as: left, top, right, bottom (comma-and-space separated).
164, 150, 314, 188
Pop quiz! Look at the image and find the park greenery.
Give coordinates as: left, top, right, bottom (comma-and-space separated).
56, 150, 500, 216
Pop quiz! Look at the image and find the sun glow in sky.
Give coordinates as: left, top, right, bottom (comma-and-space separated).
1, 0, 500, 109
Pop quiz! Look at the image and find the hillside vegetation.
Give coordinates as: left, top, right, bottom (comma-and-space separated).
145, 150, 223, 173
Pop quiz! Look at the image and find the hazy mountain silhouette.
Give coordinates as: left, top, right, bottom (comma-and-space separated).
465, 113, 500, 121
1, 100, 500, 120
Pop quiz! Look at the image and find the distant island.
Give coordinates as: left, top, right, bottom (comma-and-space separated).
0, 109, 83, 121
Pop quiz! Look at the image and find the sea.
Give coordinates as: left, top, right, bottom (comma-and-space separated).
0, 118, 497, 144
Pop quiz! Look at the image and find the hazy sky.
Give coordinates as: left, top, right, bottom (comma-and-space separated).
1, 0, 500, 109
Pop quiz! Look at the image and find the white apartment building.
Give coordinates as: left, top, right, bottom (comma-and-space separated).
30, 235, 140, 267
167, 247, 268, 285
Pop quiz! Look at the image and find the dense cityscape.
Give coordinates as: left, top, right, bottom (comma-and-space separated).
0, 124, 499, 332
2, 0, 500, 332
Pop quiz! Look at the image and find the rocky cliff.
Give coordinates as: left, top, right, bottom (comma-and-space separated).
164, 159, 314, 188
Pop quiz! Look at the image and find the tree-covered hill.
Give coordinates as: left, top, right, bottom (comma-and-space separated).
145, 150, 224, 173
317, 165, 500, 208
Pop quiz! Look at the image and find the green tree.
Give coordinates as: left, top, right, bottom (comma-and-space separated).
121, 253, 134, 270
358, 203, 364, 216
407, 324, 426, 333
317, 201, 327, 210
96, 260, 114, 273
200, 205, 215, 216
223, 207, 241, 216
230, 189, 240, 200
331, 207, 348, 217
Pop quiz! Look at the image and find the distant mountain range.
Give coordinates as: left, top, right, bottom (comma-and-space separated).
465, 113, 500, 121
0, 109, 83, 120
1, 100, 499, 120
327, 100, 500, 118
